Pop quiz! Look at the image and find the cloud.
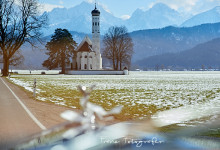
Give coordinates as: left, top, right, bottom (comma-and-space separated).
99, 3, 112, 14
59, 0, 64, 5
191, 0, 220, 14
14, 0, 64, 14
87, 0, 94, 3
39, 3, 64, 13
150, 0, 220, 15
120, 15, 131, 20
154, 0, 198, 12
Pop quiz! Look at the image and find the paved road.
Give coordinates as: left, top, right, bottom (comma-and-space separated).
0, 77, 44, 149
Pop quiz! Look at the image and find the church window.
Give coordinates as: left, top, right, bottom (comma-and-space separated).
84, 64, 87, 69
95, 22, 97, 26
98, 22, 99, 26
85, 55, 87, 58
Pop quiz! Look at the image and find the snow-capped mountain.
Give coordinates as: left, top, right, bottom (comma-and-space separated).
42, 1, 122, 35
42, 1, 220, 36
42, 2, 188, 36
126, 3, 186, 31
181, 6, 220, 27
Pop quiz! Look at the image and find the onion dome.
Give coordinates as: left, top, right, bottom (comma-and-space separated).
91, 3, 100, 16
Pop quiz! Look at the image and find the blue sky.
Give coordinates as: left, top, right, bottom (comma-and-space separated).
39, 0, 220, 19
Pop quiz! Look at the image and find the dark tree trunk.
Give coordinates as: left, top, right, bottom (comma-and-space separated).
62, 65, 65, 74
112, 59, 115, 70
2, 55, 9, 76
116, 56, 119, 70
112, 52, 116, 70
61, 58, 65, 74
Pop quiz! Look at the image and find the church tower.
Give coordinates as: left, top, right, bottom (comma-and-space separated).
91, 3, 102, 70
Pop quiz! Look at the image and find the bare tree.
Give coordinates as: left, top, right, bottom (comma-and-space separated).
10, 50, 24, 66
155, 64, 160, 71
0, 0, 47, 76
0, 50, 24, 66
103, 26, 133, 70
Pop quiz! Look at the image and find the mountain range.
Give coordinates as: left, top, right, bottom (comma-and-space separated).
130, 22, 220, 62
135, 37, 220, 70
126, 3, 187, 31
42, 1, 220, 36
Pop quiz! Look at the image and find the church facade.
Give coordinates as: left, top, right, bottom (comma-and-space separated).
72, 4, 102, 70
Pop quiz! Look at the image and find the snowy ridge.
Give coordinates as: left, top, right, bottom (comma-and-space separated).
182, 6, 220, 27
42, 2, 188, 35
41, 1, 220, 36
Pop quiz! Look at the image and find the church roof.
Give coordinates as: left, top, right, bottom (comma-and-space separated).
77, 41, 93, 52
76, 36, 93, 52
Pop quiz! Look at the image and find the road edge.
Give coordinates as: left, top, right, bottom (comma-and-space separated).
0, 77, 47, 130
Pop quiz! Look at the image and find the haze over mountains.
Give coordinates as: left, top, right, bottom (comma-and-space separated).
131, 23, 220, 62
19, 22, 220, 70
135, 38, 220, 70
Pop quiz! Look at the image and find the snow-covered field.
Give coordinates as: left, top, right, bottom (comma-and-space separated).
9, 71, 220, 126
10, 70, 61, 74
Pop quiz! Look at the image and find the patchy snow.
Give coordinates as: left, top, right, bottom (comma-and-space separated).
9, 71, 220, 126
10, 78, 36, 93
11, 70, 60, 74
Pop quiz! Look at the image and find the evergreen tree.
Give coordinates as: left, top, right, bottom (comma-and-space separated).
43, 28, 77, 74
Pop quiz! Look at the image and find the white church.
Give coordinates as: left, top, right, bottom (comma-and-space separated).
68, 3, 128, 75
72, 4, 102, 70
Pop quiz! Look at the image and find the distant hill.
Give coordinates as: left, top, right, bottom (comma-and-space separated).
131, 22, 220, 62
135, 38, 220, 70
182, 6, 220, 27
